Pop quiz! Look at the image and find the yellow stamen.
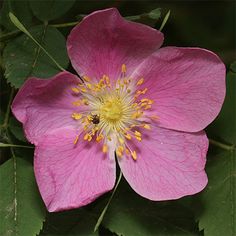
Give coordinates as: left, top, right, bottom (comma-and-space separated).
83, 76, 91, 82
96, 134, 104, 142
118, 137, 125, 144
82, 99, 89, 105
80, 87, 87, 93
131, 151, 137, 160
150, 115, 159, 120
134, 131, 142, 137
72, 100, 81, 106
116, 146, 124, 157
125, 133, 132, 140
136, 78, 144, 86
84, 133, 92, 141
71, 87, 80, 93
143, 124, 151, 130
125, 148, 130, 155
121, 64, 126, 73
102, 144, 108, 153
86, 83, 92, 89
144, 105, 152, 110
71, 113, 82, 120
73, 135, 79, 144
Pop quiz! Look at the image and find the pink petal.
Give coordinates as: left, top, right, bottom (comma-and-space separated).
34, 128, 116, 212
133, 47, 226, 132
118, 127, 208, 200
67, 8, 163, 82
11, 72, 82, 144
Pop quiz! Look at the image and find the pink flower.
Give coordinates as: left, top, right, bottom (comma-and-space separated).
12, 8, 225, 212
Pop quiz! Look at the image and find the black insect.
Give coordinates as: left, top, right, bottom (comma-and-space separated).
91, 114, 100, 125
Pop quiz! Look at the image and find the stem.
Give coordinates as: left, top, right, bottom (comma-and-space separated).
2, 88, 14, 129
49, 21, 79, 28
209, 139, 235, 151
6, 129, 18, 226
0, 21, 80, 42
0, 30, 21, 41
0, 143, 33, 148
94, 170, 122, 232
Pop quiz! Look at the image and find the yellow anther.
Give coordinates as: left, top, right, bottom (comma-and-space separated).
131, 151, 137, 161
136, 78, 144, 86
144, 105, 152, 110
71, 113, 82, 120
87, 115, 93, 121
84, 133, 92, 141
71, 87, 80, 93
96, 134, 104, 142
80, 87, 87, 93
132, 111, 143, 119
86, 83, 92, 89
73, 135, 79, 144
125, 148, 130, 155
116, 151, 122, 157
136, 136, 142, 142
83, 125, 88, 130
134, 131, 142, 137
141, 98, 149, 103
102, 144, 108, 153
125, 133, 132, 140
118, 146, 124, 152
83, 76, 91, 82
142, 88, 148, 94
124, 79, 130, 85
150, 115, 159, 120
116, 146, 124, 157
105, 76, 110, 85
121, 64, 127, 73
107, 136, 112, 141
72, 100, 81, 106
140, 102, 148, 107
143, 124, 151, 130
82, 99, 89, 105
127, 89, 131, 93
118, 137, 125, 144
91, 128, 97, 135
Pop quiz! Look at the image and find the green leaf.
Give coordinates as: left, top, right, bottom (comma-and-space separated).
0, 0, 32, 31
3, 25, 69, 88
197, 150, 236, 236
159, 10, 171, 31
77, 8, 161, 27
0, 157, 46, 236
40, 209, 98, 236
125, 8, 161, 22
148, 8, 162, 20
197, 68, 236, 236
102, 180, 200, 236
9, 117, 26, 142
230, 61, 236, 73
29, 0, 75, 22
207, 69, 236, 144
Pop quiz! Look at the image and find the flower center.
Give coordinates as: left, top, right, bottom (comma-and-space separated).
70, 64, 158, 160
100, 98, 123, 122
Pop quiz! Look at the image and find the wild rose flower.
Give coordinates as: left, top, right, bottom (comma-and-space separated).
12, 8, 225, 212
